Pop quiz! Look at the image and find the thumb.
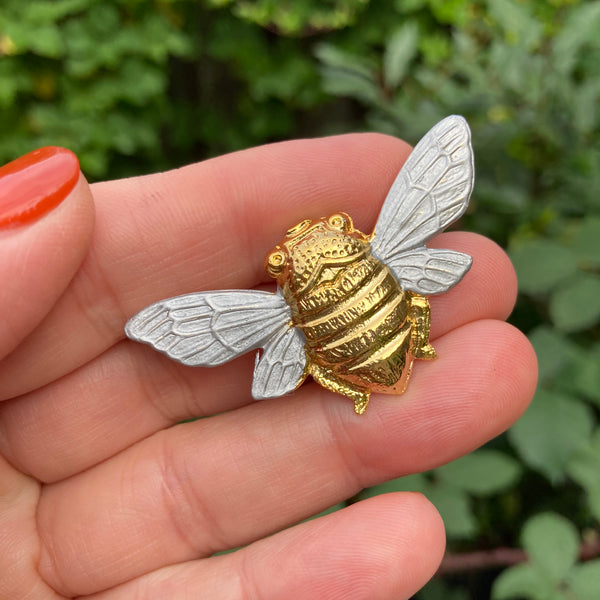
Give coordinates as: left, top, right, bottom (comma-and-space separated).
0, 147, 95, 362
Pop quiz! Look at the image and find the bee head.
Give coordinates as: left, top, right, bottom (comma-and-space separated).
265, 212, 366, 286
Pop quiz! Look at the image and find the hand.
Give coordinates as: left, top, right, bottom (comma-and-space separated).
0, 135, 537, 599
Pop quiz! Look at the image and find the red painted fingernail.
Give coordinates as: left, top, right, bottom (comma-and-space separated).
0, 147, 80, 229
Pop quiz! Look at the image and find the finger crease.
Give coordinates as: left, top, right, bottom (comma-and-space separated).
133, 352, 193, 424
236, 548, 262, 600
158, 434, 229, 558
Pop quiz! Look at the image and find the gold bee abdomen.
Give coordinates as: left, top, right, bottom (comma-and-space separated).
294, 255, 411, 387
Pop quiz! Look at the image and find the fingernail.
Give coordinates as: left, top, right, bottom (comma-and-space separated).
0, 147, 80, 229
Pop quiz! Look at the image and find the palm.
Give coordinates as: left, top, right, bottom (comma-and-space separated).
0, 134, 537, 599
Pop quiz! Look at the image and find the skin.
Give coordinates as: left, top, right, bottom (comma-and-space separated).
0, 133, 538, 599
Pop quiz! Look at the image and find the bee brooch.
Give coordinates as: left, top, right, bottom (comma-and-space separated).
125, 115, 474, 414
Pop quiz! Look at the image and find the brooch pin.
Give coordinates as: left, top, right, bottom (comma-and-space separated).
126, 115, 474, 414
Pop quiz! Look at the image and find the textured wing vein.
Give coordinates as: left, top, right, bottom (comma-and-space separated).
125, 289, 292, 367
252, 326, 307, 399
387, 248, 473, 295
371, 115, 474, 260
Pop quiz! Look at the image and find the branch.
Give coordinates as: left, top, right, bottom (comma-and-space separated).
437, 539, 600, 575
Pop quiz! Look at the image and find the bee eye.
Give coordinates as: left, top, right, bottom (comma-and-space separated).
286, 219, 311, 238
327, 213, 349, 231
266, 249, 287, 277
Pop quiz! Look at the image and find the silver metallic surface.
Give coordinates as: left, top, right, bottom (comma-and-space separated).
371, 114, 474, 295
252, 325, 307, 399
125, 289, 293, 366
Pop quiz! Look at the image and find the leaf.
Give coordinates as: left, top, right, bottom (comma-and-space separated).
0, 61, 27, 108
418, 578, 470, 600
567, 430, 600, 491
315, 43, 380, 104
319, 66, 381, 104
488, 0, 543, 50
588, 487, 600, 522
420, 32, 451, 66
567, 561, 600, 600
509, 238, 579, 295
571, 345, 600, 404
314, 42, 374, 79
489, 42, 538, 97
383, 23, 419, 88
527, 326, 574, 386
567, 430, 600, 519
521, 513, 579, 581
436, 450, 522, 496
427, 0, 471, 26
17, 23, 64, 58
508, 390, 593, 483
552, 2, 600, 75
569, 216, 600, 268
572, 80, 600, 135
492, 563, 552, 600
21, 0, 90, 23
550, 274, 600, 332
427, 485, 477, 539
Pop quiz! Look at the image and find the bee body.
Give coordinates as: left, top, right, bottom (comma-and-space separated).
266, 214, 434, 411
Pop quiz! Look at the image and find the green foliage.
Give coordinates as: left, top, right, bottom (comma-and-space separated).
493, 513, 600, 600
359, 449, 522, 539
508, 389, 593, 483
383, 23, 419, 88
509, 240, 579, 296
0, 0, 194, 176
205, 0, 370, 35
550, 274, 600, 332
568, 430, 600, 521
420, 578, 471, 600
521, 513, 579, 581
2, 0, 600, 597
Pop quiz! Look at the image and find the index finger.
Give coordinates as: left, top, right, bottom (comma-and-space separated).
0, 134, 412, 400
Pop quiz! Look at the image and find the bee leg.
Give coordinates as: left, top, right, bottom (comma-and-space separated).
409, 294, 437, 360
352, 393, 370, 415
308, 364, 371, 415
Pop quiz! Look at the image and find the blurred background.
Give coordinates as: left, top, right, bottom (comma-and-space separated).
1, 0, 599, 598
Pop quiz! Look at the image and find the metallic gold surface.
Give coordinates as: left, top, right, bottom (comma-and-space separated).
266, 212, 436, 414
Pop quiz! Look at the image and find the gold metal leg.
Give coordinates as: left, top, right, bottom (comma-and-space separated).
409, 294, 437, 360
309, 363, 371, 414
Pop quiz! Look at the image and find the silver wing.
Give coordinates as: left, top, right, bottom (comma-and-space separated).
370, 115, 474, 295
380, 248, 472, 296
125, 289, 306, 397
252, 325, 307, 399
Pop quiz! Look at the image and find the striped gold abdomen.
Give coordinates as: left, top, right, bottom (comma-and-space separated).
290, 254, 411, 387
